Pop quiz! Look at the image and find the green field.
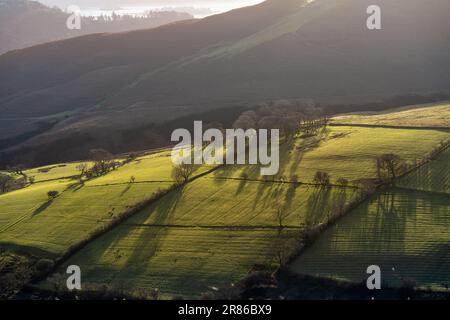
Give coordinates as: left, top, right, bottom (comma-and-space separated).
1, 104, 450, 299
0, 180, 173, 257
24, 162, 92, 183
291, 148, 450, 289
214, 126, 449, 184
0, 150, 221, 258
43, 178, 357, 298
397, 148, 449, 194
332, 103, 450, 128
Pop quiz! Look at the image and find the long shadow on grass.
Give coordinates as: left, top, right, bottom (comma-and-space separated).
304, 186, 333, 228
116, 185, 186, 285
32, 199, 54, 216
120, 184, 132, 196
63, 185, 186, 289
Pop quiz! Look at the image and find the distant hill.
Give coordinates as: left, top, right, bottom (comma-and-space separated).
1, 0, 450, 166
0, 0, 193, 54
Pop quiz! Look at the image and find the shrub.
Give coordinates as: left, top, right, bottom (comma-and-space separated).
337, 177, 348, 187
172, 163, 195, 185
47, 190, 59, 199
35, 258, 55, 275
313, 171, 331, 186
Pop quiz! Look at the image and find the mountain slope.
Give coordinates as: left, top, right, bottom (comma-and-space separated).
1, 0, 450, 166
0, 0, 193, 55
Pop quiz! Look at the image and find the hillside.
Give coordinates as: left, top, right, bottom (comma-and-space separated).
333, 102, 450, 128
0, 0, 193, 55
0, 103, 448, 298
1, 0, 450, 167
291, 148, 450, 290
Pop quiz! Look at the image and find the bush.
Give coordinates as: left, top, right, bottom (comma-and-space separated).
240, 172, 249, 180
242, 271, 275, 290
172, 163, 195, 185
47, 190, 59, 199
337, 177, 348, 187
313, 171, 331, 186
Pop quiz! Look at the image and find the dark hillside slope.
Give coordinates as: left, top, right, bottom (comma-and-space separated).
1, 0, 449, 166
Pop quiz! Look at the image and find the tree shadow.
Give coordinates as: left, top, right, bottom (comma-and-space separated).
120, 184, 132, 197
32, 199, 53, 216
117, 186, 185, 284
304, 186, 333, 227
65, 181, 84, 192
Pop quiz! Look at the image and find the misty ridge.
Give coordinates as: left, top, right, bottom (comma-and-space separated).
0, 0, 193, 54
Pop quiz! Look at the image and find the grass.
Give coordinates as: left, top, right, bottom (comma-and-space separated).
290, 148, 450, 290
332, 103, 450, 128
290, 189, 450, 289
2, 104, 449, 298
213, 126, 449, 184
396, 148, 449, 194
43, 178, 357, 298
85, 151, 214, 186
0, 181, 172, 257
24, 162, 92, 183
0, 151, 216, 258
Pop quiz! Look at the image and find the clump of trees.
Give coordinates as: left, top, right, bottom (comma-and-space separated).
271, 238, 302, 268
375, 153, 407, 181
0, 173, 13, 193
0, 173, 29, 194
313, 171, 331, 186
47, 191, 59, 199
232, 100, 329, 140
76, 149, 122, 181
274, 208, 289, 229
336, 177, 348, 187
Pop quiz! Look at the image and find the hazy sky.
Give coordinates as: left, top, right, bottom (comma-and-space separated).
39, 0, 265, 10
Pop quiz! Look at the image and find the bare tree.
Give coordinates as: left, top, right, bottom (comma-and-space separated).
0, 174, 13, 193
172, 163, 196, 185
271, 238, 299, 268
90, 149, 114, 176
274, 208, 289, 229
375, 153, 405, 180
313, 171, 331, 186
47, 190, 59, 199
76, 163, 88, 181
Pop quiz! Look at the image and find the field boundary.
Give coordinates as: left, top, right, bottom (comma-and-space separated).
29, 164, 224, 285
329, 123, 450, 131
127, 223, 304, 230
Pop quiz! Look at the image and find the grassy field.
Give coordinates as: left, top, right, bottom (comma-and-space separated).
0, 152, 204, 257
43, 178, 357, 298
0, 180, 173, 257
1, 103, 449, 298
332, 103, 450, 128
213, 126, 449, 184
396, 148, 449, 194
24, 162, 92, 183
291, 148, 450, 290
85, 151, 214, 186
